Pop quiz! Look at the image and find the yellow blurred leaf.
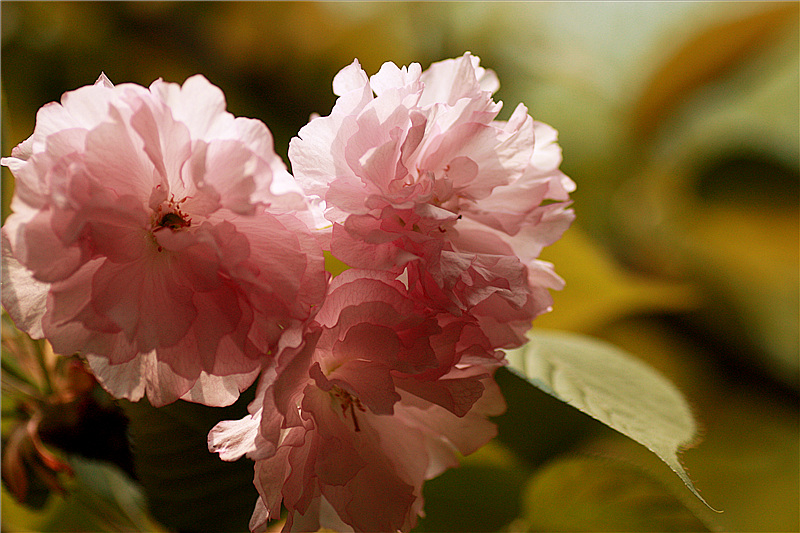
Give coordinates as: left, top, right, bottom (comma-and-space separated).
685, 203, 799, 387
516, 456, 712, 532
536, 227, 699, 333
631, 2, 798, 140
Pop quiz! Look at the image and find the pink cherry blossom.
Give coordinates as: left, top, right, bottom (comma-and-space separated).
1, 74, 327, 407
289, 52, 575, 346
289, 52, 574, 231
209, 269, 506, 532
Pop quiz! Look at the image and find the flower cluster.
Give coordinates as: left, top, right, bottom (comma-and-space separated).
2, 53, 574, 532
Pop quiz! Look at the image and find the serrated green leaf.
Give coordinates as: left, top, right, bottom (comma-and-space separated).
516, 456, 712, 532
587, 316, 799, 532
504, 329, 717, 512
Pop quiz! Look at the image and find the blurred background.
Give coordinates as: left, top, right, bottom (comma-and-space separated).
1, 2, 797, 532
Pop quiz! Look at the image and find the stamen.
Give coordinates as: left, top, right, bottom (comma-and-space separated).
332, 386, 366, 432
349, 403, 361, 432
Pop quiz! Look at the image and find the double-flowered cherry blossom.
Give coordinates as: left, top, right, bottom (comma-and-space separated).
289, 52, 575, 349
1, 74, 327, 407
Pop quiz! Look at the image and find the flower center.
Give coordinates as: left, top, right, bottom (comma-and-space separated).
157, 212, 191, 230
150, 195, 192, 251
153, 195, 191, 228
331, 385, 366, 432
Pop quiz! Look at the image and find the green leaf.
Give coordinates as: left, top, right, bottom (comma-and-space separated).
121, 390, 258, 533
593, 317, 799, 532
493, 366, 605, 468
516, 456, 712, 532
0, 457, 169, 532
504, 329, 717, 511
414, 441, 529, 533
54, 456, 170, 532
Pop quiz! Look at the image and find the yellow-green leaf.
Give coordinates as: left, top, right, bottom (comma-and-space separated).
505, 329, 716, 511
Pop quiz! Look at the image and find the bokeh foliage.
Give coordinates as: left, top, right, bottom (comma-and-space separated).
2, 2, 797, 532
